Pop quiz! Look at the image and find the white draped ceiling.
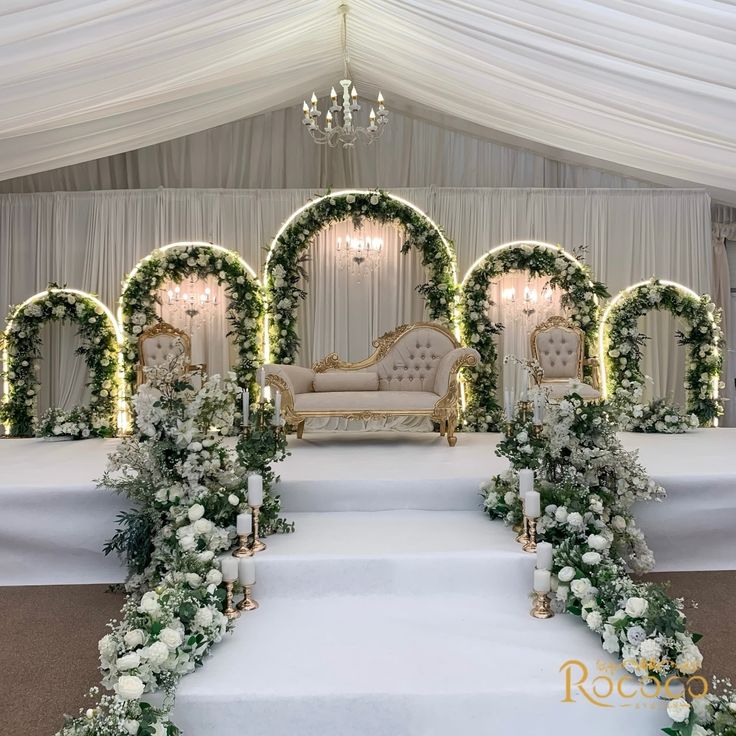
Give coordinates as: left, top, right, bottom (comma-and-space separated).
1, 1, 735, 200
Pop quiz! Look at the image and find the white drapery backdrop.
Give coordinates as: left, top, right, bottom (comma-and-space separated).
0, 187, 716, 424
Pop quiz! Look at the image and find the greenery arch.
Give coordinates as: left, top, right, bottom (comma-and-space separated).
459, 241, 607, 431
264, 189, 457, 364
601, 279, 722, 427
0, 285, 121, 437
120, 242, 262, 391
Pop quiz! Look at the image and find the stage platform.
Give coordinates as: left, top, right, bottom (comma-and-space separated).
0, 429, 735, 585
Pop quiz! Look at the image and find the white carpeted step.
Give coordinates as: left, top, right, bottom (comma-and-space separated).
173, 593, 670, 736
256, 511, 531, 597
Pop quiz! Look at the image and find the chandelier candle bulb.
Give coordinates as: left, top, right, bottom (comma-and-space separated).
524, 490, 541, 518
248, 474, 264, 507
238, 557, 256, 586
220, 556, 238, 583
518, 469, 534, 500
533, 568, 551, 594
536, 541, 553, 571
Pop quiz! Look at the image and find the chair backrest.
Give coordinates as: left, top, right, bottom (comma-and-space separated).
375, 324, 456, 391
138, 322, 191, 370
531, 316, 583, 381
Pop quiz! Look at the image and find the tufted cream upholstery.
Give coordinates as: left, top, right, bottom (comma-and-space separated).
141, 333, 187, 367
374, 327, 456, 391
533, 326, 581, 380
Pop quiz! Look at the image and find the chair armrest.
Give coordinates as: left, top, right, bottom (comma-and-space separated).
434, 347, 480, 396
265, 364, 315, 395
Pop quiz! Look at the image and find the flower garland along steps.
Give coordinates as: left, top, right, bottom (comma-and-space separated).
120, 243, 262, 393
603, 279, 722, 429
0, 285, 119, 438
57, 356, 291, 736
460, 243, 608, 431
265, 190, 457, 364
484, 391, 736, 735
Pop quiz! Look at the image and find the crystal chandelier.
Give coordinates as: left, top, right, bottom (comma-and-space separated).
336, 233, 383, 278
301, 4, 388, 148
161, 278, 218, 333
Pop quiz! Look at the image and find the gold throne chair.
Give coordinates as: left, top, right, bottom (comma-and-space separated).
530, 316, 600, 401
136, 322, 206, 386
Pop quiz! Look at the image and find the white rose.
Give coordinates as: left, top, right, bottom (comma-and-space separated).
624, 597, 649, 618
503, 491, 516, 505
570, 578, 591, 598
116, 652, 141, 671
194, 607, 214, 628
123, 629, 145, 649
144, 640, 169, 666
123, 720, 139, 735
159, 627, 183, 650
557, 566, 576, 583
179, 535, 196, 551
611, 515, 626, 531
587, 534, 608, 550
193, 518, 213, 535
567, 512, 584, 529
205, 569, 222, 586
554, 507, 568, 523
666, 697, 691, 723
228, 494, 240, 506
138, 591, 161, 617
186, 572, 203, 588
676, 646, 703, 675
581, 551, 601, 566
98, 634, 117, 659
188, 503, 205, 521
586, 611, 603, 631
115, 674, 145, 701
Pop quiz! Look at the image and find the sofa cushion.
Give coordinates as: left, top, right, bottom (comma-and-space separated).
375, 327, 456, 391
313, 372, 379, 392
294, 390, 440, 413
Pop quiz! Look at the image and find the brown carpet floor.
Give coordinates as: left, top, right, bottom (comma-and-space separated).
1, 572, 734, 736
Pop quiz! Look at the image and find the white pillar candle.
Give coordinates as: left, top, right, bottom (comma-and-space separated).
236, 512, 252, 536
524, 490, 541, 518
271, 390, 282, 426
238, 556, 256, 586
518, 469, 534, 501
520, 367, 529, 401
504, 387, 513, 421
533, 568, 551, 593
536, 541, 553, 571
242, 388, 250, 427
221, 556, 238, 583
248, 474, 264, 507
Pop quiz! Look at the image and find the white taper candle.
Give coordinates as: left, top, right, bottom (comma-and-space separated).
518, 469, 534, 500
242, 388, 249, 427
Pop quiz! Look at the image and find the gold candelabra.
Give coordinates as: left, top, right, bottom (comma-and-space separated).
224, 581, 240, 619
530, 591, 553, 619
522, 515, 538, 553
237, 584, 259, 611
250, 506, 267, 552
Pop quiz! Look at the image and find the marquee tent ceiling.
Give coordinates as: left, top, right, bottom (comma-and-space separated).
1, 0, 735, 197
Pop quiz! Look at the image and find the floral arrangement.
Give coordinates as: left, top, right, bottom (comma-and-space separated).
37, 405, 116, 439
484, 391, 735, 734
120, 244, 262, 392
265, 190, 457, 364
459, 244, 607, 431
0, 285, 118, 437
623, 396, 699, 434
56, 356, 289, 736
604, 280, 722, 428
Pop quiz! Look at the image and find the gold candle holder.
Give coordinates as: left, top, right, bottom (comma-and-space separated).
517, 400, 532, 418
532, 423, 543, 438
522, 515, 538, 553
515, 516, 529, 544
224, 581, 241, 619
232, 533, 253, 558
237, 584, 259, 611
530, 591, 554, 619
250, 506, 267, 552
504, 422, 513, 436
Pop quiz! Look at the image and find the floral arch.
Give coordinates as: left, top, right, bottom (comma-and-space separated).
120, 242, 262, 391
600, 279, 722, 428
264, 190, 457, 364
459, 241, 607, 430
0, 285, 122, 437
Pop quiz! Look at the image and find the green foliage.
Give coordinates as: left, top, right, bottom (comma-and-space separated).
265, 190, 456, 364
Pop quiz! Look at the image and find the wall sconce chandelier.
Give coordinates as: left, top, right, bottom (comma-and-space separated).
301, 4, 388, 148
